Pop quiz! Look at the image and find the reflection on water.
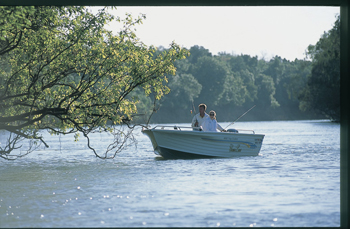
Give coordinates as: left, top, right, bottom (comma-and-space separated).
0, 120, 340, 227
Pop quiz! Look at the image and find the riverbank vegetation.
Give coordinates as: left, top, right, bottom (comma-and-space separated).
133, 15, 340, 124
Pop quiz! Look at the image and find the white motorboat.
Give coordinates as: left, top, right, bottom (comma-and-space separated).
142, 125, 265, 159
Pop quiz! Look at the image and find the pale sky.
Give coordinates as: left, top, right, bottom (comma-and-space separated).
94, 6, 340, 61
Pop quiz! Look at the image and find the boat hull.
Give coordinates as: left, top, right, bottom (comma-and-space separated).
142, 128, 264, 159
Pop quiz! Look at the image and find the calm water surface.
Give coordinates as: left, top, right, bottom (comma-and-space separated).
0, 120, 340, 227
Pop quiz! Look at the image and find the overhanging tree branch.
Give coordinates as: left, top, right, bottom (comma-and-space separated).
0, 6, 189, 160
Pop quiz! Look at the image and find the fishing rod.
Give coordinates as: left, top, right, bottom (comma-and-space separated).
190, 101, 200, 127
224, 105, 256, 129
192, 100, 196, 114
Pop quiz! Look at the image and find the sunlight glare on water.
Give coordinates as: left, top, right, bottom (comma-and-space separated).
0, 120, 340, 227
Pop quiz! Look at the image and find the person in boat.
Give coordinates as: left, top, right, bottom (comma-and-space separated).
191, 103, 209, 129
202, 110, 226, 132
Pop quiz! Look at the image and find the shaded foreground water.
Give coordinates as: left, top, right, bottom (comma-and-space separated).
0, 120, 340, 227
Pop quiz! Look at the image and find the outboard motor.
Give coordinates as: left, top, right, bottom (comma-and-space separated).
226, 129, 239, 133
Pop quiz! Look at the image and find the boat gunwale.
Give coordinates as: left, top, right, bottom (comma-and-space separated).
142, 127, 265, 138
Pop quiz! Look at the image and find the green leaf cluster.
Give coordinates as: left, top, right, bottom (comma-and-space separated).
0, 6, 188, 159
299, 15, 340, 121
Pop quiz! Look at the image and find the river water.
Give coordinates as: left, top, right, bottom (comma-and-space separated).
0, 120, 340, 227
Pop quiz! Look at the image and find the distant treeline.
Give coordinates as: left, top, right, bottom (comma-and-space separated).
130, 15, 340, 124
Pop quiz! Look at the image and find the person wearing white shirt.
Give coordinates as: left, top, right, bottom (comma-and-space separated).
202, 110, 226, 132
191, 103, 209, 129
